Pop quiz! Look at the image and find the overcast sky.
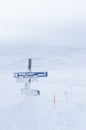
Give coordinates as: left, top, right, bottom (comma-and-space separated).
0, 0, 86, 47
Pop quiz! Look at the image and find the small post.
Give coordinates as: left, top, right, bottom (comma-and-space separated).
54, 93, 56, 110
28, 59, 32, 72
28, 59, 32, 83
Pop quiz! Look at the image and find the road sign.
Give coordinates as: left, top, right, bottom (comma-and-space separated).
14, 59, 48, 96
14, 72, 48, 78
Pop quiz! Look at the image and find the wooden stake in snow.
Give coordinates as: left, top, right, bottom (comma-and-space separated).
28, 58, 32, 84
54, 93, 56, 110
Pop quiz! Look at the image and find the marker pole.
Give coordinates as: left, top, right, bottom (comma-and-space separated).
54, 93, 56, 110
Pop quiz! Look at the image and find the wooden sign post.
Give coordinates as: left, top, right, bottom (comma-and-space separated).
14, 59, 48, 96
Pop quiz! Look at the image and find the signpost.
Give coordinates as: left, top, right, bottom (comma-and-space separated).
14, 72, 48, 78
28, 58, 32, 83
14, 58, 48, 96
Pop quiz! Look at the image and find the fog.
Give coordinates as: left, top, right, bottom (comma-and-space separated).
0, 0, 86, 47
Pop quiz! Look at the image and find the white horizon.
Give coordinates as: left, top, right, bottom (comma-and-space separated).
0, 0, 86, 47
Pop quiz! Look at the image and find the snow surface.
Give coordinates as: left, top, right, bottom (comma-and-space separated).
0, 45, 86, 130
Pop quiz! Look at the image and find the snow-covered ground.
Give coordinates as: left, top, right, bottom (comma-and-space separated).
0, 45, 86, 130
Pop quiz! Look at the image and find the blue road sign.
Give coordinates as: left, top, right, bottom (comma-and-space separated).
14, 72, 48, 78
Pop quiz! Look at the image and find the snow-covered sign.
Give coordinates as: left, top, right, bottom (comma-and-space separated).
14, 72, 48, 78
14, 59, 48, 96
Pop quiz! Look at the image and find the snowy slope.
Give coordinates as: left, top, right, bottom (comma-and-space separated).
0, 45, 86, 130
